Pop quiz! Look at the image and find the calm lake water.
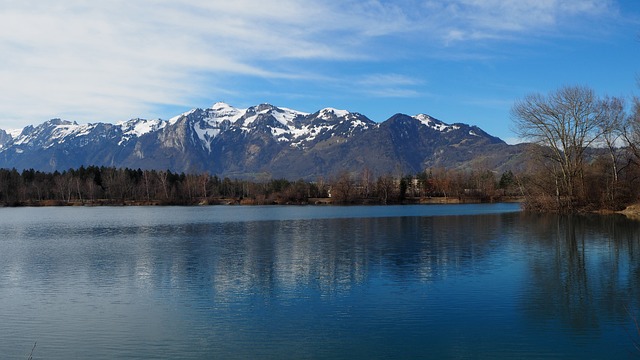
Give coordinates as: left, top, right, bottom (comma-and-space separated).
1, 203, 640, 359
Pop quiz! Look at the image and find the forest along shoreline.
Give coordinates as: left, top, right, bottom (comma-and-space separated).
0, 166, 525, 208
1, 165, 640, 219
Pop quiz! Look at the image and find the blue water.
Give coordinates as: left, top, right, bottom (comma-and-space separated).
1, 204, 639, 359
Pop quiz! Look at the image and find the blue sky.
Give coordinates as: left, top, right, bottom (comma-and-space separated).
1, 1, 639, 143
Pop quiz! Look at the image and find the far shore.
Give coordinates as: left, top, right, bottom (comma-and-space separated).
5, 197, 640, 221
0, 196, 525, 208
7, 196, 640, 220
616, 204, 640, 219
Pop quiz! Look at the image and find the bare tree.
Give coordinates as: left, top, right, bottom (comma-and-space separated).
54, 171, 74, 202
360, 167, 373, 199
199, 173, 210, 199
431, 167, 453, 198
512, 85, 607, 211
157, 170, 170, 200
596, 96, 627, 205
331, 172, 355, 203
622, 96, 640, 166
375, 174, 396, 205
598, 97, 626, 181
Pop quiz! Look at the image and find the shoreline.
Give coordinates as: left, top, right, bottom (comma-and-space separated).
617, 204, 640, 219
0, 196, 526, 208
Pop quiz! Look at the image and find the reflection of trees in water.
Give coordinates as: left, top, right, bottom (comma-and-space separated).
208, 213, 518, 299
1, 213, 518, 312
522, 214, 640, 333
593, 216, 640, 322
374, 214, 516, 281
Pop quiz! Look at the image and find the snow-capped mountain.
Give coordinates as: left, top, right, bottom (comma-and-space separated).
118, 118, 167, 145
0, 103, 516, 178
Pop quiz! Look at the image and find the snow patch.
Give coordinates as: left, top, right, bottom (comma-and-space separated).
241, 114, 259, 126
169, 108, 197, 124
119, 118, 166, 138
349, 119, 369, 130
211, 102, 234, 110
414, 114, 434, 126
271, 107, 306, 126
413, 114, 453, 132
117, 118, 167, 145
49, 123, 95, 143
7, 128, 23, 138
194, 122, 221, 152
208, 103, 246, 122
279, 107, 309, 117
319, 108, 349, 119
238, 104, 304, 127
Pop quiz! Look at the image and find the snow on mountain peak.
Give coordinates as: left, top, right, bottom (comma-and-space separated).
189, 103, 245, 151
278, 106, 309, 116
211, 101, 234, 109
270, 107, 307, 126
9, 120, 95, 148
210, 102, 246, 117
48, 121, 89, 139
413, 114, 452, 132
169, 109, 197, 124
319, 108, 349, 119
7, 128, 23, 139
238, 104, 305, 128
118, 118, 167, 139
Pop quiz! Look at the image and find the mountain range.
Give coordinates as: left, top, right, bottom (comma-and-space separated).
0, 102, 526, 179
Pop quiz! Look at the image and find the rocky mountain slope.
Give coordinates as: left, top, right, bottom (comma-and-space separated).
0, 102, 524, 179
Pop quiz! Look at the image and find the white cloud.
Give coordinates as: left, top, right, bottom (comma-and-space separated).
358, 74, 422, 86
0, 0, 622, 128
422, 0, 617, 42
356, 73, 423, 98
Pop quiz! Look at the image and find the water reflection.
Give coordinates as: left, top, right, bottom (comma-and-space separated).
6, 212, 638, 307
1, 207, 640, 358
521, 214, 640, 334
198, 214, 514, 301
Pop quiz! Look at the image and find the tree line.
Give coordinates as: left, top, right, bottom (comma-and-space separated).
512, 85, 640, 212
0, 166, 521, 207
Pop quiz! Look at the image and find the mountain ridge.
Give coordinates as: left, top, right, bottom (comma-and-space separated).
0, 102, 522, 179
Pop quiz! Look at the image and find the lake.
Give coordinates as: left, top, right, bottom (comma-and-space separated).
1, 204, 639, 359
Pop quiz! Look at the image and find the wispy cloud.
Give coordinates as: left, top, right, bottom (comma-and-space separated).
0, 0, 623, 128
358, 74, 423, 87
356, 73, 424, 98
421, 0, 618, 43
